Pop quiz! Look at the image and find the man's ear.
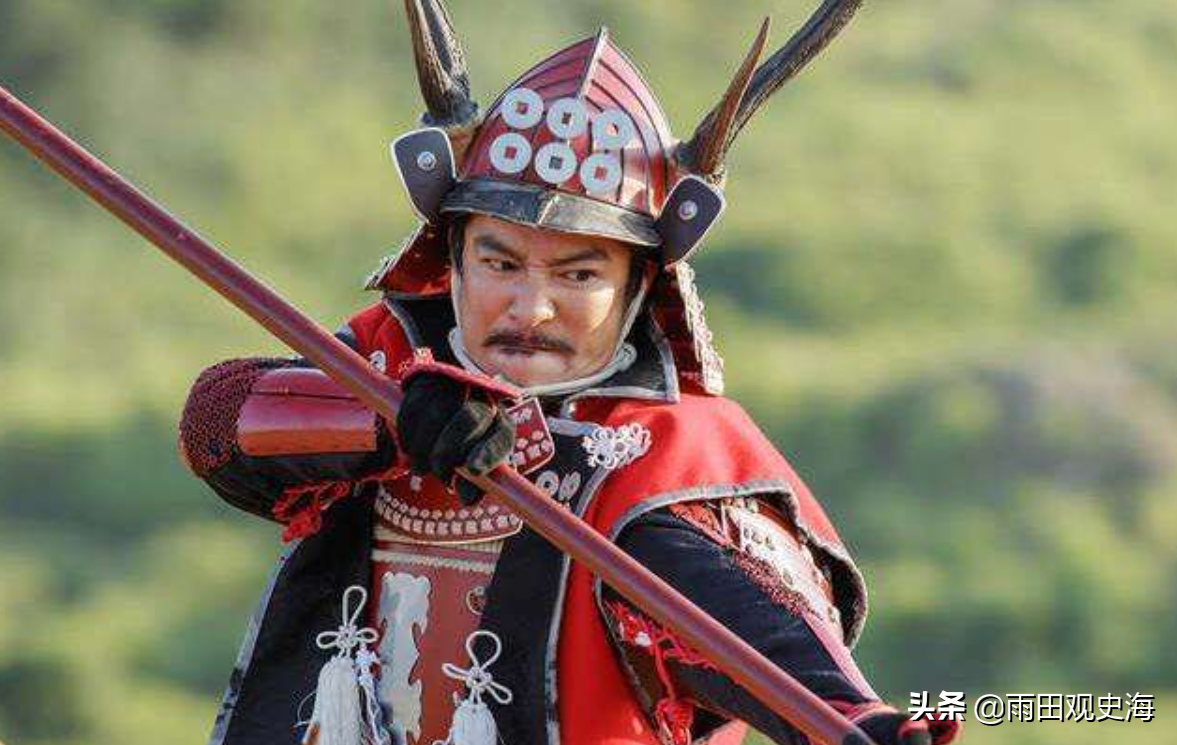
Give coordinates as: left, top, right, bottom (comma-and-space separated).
625, 252, 657, 303
643, 258, 659, 284
639, 254, 659, 295
447, 216, 469, 274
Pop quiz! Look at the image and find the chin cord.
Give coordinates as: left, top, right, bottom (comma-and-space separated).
447, 268, 651, 399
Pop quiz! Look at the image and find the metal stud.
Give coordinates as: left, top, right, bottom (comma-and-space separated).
678, 199, 699, 221
417, 150, 438, 171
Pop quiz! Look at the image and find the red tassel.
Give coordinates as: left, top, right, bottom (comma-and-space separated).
272, 461, 408, 542
655, 699, 695, 745
273, 481, 355, 541
608, 601, 718, 745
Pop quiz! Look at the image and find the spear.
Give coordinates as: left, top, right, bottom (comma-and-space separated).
0, 82, 876, 745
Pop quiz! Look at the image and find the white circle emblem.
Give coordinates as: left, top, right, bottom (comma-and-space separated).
501, 87, 545, 129
489, 132, 533, 175
593, 109, 637, 150
546, 98, 588, 139
534, 141, 578, 184
579, 152, 623, 194
488, 96, 638, 189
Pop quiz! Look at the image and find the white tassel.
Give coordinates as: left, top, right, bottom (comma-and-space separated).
450, 698, 497, 745
302, 586, 385, 745
356, 646, 391, 745
439, 630, 513, 745
305, 656, 364, 745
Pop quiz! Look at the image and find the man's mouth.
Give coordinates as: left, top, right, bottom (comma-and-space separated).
485, 332, 573, 357
498, 345, 546, 356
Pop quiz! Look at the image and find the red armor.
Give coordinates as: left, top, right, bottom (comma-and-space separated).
558, 391, 866, 745
335, 297, 869, 745
347, 3, 874, 731
370, 503, 508, 745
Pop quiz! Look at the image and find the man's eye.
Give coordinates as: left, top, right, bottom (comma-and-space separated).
564, 269, 598, 283
484, 258, 516, 272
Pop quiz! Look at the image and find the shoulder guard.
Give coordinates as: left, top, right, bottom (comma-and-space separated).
670, 497, 844, 639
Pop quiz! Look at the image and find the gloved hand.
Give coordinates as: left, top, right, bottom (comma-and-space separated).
857, 710, 961, 745
395, 356, 519, 505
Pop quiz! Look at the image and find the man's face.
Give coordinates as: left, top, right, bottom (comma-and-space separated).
455, 215, 638, 388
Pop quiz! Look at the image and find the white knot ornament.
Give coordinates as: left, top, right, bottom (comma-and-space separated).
315, 586, 380, 656
438, 630, 513, 745
582, 423, 652, 470
302, 586, 388, 745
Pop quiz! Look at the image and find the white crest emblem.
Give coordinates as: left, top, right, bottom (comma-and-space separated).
488, 87, 636, 193
582, 423, 652, 471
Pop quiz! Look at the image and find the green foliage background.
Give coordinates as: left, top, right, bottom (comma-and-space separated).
1, 0, 1174, 742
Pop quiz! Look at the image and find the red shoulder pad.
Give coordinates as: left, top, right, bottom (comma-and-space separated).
238, 367, 379, 456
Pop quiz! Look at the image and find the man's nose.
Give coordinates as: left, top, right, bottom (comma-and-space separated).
508, 276, 557, 325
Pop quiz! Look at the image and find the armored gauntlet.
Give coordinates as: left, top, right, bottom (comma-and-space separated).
395, 355, 520, 504
179, 354, 518, 531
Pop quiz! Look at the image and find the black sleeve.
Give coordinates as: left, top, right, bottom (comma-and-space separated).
609, 508, 906, 745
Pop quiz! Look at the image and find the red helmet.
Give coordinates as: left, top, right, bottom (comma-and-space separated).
369, 0, 862, 394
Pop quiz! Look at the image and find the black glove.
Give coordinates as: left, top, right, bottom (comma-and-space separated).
395, 370, 516, 505
858, 711, 960, 745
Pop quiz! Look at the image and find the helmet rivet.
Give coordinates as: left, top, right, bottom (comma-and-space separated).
678, 200, 699, 221
417, 150, 438, 172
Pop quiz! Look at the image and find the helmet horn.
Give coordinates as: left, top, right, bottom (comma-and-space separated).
678, 17, 770, 181
403, 0, 480, 149
680, 0, 863, 179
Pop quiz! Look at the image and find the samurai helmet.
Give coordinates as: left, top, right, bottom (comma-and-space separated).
368, 0, 862, 394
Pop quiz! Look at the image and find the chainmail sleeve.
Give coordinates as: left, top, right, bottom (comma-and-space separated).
180, 357, 291, 479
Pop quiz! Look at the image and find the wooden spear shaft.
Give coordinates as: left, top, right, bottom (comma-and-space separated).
0, 82, 875, 745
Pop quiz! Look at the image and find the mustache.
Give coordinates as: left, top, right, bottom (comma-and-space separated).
485, 330, 574, 354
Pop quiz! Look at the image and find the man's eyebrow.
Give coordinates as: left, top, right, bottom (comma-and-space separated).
472, 235, 525, 262
472, 236, 611, 267
548, 246, 610, 267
